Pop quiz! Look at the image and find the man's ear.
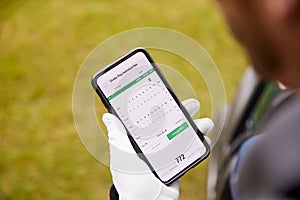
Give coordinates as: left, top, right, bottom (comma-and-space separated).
264, 0, 299, 22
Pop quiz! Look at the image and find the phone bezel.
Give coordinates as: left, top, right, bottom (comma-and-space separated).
91, 47, 210, 185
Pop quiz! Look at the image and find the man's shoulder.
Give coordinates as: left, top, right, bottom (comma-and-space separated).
259, 91, 300, 138
253, 91, 300, 167
233, 91, 300, 199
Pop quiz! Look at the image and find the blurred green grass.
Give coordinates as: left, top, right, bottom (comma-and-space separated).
0, 0, 248, 199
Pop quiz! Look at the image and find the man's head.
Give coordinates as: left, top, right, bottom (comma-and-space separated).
217, 0, 300, 88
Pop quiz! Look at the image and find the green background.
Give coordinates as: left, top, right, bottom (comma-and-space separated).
0, 0, 248, 199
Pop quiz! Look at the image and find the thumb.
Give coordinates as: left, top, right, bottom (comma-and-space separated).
102, 113, 126, 134
102, 113, 134, 153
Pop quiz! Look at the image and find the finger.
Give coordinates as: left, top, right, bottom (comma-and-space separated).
102, 113, 134, 153
204, 136, 211, 146
181, 98, 200, 117
193, 118, 214, 135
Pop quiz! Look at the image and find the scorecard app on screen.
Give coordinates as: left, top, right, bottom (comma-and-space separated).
96, 51, 207, 182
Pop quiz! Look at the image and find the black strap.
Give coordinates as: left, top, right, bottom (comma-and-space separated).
109, 184, 119, 200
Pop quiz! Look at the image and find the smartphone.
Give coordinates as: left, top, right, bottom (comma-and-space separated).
92, 48, 210, 185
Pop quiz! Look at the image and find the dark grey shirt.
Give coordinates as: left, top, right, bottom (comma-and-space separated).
231, 92, 300, 199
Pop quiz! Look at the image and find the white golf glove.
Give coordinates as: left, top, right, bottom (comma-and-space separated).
102, 98, 214, 200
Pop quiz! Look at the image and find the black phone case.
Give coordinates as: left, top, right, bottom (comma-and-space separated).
91, 47, 210, 185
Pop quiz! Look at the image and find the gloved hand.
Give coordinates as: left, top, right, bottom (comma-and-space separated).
102, 98, 214, 200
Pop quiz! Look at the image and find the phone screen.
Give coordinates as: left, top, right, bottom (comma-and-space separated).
94, 49, 209, 183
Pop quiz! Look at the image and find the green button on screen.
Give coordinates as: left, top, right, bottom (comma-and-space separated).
167, 122, 189, 140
